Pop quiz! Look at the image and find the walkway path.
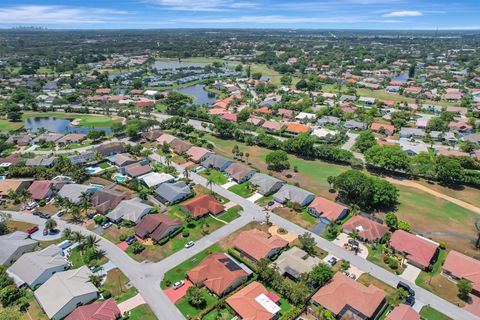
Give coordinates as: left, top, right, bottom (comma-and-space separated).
385, 177, 480, 214
117, 293, 146, 314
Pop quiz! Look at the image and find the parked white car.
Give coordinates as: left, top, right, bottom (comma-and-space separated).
173, 280, 185, 290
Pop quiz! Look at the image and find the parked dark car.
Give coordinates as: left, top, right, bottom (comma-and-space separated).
87, 212, 96, 219
405, 296, 415, 306
40, 213, 50, 219
32, 211, 42, 216
126, 236, 137, 245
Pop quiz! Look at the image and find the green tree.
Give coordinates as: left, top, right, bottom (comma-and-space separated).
354, 131, 377, 153
385, 212, 398, 230
365, 145, 410, 173
265, 150, 290, 171
186, 286, 206, 308
44, 219, 57, 232
308, 263, 334, 288
298, 232, 316, 256
457, 279, 472, 300
435, 156, 464, 184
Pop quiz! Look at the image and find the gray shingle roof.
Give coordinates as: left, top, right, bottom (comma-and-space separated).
106, 197, 153, 223
249, 173, 284, 195
0, 231, 38, 266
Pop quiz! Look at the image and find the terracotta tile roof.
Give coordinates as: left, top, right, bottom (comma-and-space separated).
134, 214, 182, 241
65, 298, 120, 320
286, 123, 310, 133
371, 123, 395, 134
233, 229, 288, 261
186, 253, 248, 296
209, 108, 227, 115
308, 197, 347, 221
343, 215, 389, 242
443, 250, 480, 292
186, 146, 212, 163
226, 281, 279, 320
221, 113, 237, 122
255, 106, 272, 114
311, 272, 386, 318
389, 230, 438, 268
156, 133, 177, 145
261, 120, 284, 132
169, 139, 192, 154
386, 304, 420, 320
180, 194, 225, 219
124, 162, 151, 178
95, 88, 110, 95
136, 100, 155, 108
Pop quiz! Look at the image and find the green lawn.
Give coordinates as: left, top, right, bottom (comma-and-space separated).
198, 169, 228, 185
203, 306, 235, 320
62, 141, 92, 150
218, 205, 242, 223
175, 288, 217, 318
98, 161, 111, 169
22, 112, 121, 128
101, 268, 138, 303
415, 249, 464, 306
161, 244, 223, 289
67, 247, 108, 268
420, 306, 453, 320
128, 304, 158, 320
0, 119, 24, 131
228, 183, 254, 198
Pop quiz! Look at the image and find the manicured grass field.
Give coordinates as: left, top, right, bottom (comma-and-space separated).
415, 250, 464, 306
128, 304, 158, 320
102, 268, 138, 303
228, 182, 254, 198
22, 112, 121, 128
161, 244, 223, 289
198, 168, 228, 185
0, 119, 24, 131
218, 205, 242, 223
420, 306, 453, 320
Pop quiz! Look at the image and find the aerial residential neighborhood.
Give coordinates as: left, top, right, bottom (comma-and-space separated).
0, 4, 480, 320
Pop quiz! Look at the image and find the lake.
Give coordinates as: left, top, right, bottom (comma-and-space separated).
175, 84, 217, 106
24, 117, 112, 134
392, 73, 409, 83
153, 60, 208, 70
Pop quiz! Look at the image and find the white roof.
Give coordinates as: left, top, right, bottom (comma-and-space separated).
295, 112, 316, 120
0, 231, 38, 265
255, 293, 281, 314
138, 172, 175, 188
143, 90, 158, 96
312, 128, 337, 138
34, 266, 98, 319
106, 197, 152, 223
7, 245, 67, 287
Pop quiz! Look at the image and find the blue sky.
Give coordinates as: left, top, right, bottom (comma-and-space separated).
0, 0, 479, 30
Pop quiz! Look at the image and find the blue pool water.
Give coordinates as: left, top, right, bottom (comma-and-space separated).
115, 176, 127, 182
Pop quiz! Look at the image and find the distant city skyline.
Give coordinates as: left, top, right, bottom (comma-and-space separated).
0, 0, 479, 30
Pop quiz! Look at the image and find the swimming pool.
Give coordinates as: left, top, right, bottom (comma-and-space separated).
114, 175, 127, 182
87, 168, 97, 174
89, 184, 104, 190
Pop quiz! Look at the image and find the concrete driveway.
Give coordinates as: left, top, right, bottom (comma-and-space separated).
400, 264, 422, 283
247, 192, 263, 203
222, 181, 237, 189
31, 226, 62, 241
118, 293, 146, 314
345, 265, 364, 280
332, 233, 368, 259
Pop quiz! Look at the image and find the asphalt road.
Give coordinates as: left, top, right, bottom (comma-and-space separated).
3, 151, 478, 320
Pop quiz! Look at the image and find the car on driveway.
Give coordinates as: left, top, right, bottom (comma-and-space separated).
184, 241, 195, 248
23, 202, 37, 210
405, 295, 415, 306
173, 280, 185, 290
43, 229, 49, 236
126, 236, 136, 245
327, 257, 337, 266
26, 226, 38, 234
102, 222, 112, 229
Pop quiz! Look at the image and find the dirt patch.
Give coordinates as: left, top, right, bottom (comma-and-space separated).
103, 226, 134, 244
5, 220, 35, 232
273, 207, 316, 229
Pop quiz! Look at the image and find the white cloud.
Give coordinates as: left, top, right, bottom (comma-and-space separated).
147, 0, 256, 12
383, 10, 422, 17
175, 15, 377, 24
0, 5, 128, 24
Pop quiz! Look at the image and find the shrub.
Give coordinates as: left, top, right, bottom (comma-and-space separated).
182, 230, 190, 237
102, 290, 112, 299
439, 242, 446, 250
130, 242, 145, 254
93, 215, 106, 225
119, 234, 127, 242
38, 199, 46, 207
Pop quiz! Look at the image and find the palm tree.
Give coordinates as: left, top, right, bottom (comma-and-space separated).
206, 177, 215, 194
18, 189, 31, 203
183, 168, 190, 181
45, 219, 57, 232
79, 192, 91, 212
245, 152, 250, 164
69, 206, 83, 223
7, 189, 20, 204
62, 227, 72, 240
89, 274, 103, 287
71, 231, 84, 244
83, 235, 100, 251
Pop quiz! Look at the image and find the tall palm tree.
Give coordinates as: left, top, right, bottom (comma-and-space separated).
475, 219, 480, 248
79, 192, 91, 212
83, 235, 100, 251
245, 152, 250, 164
62, 227, 72, 240
18, 189, 31, 203
71, 231, 84, 244
7, 190, 20, 204
69, 206, 83, 223
206, 177, 215, 194
183, 168, 190, 181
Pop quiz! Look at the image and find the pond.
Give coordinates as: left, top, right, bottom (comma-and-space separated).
153, 60, 209, 70
392, 73, 409, 83
175, 84, 217, 106
24, 117, 112, 134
